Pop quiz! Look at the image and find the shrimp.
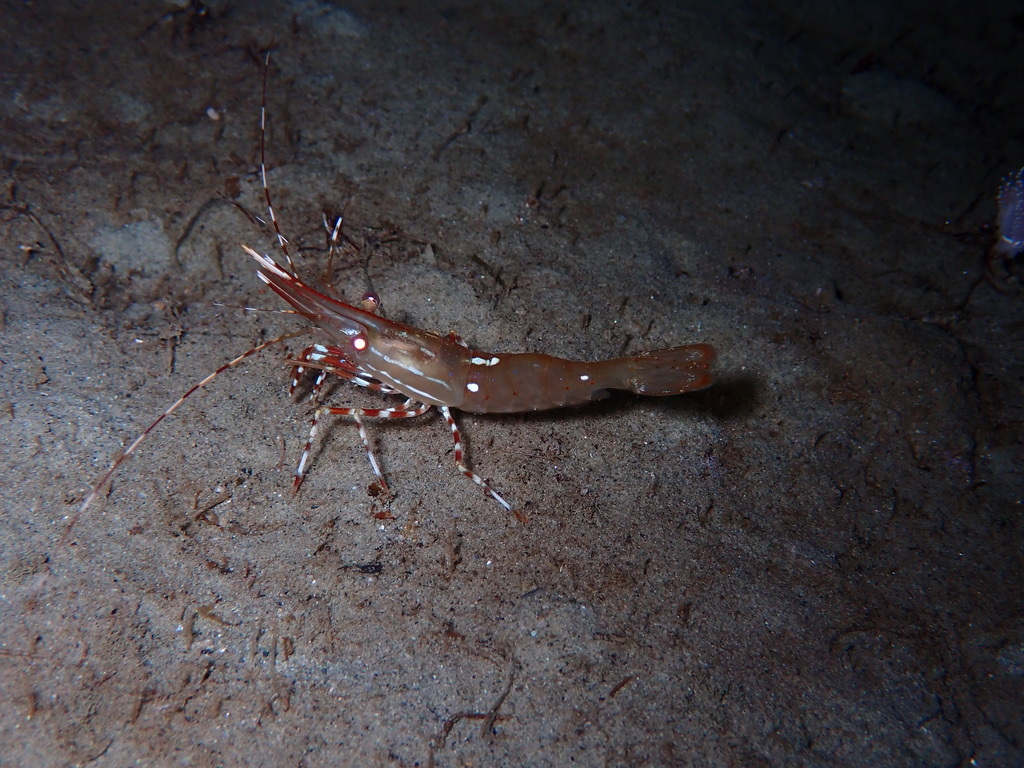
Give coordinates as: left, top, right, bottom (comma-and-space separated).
75, 56, 715, 526
77, 235, 714, 521
242, 243, 715, 515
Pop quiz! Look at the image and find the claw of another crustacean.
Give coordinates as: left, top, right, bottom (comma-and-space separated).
994, 166, 1024, 259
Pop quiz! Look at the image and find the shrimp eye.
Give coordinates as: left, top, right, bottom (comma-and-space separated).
360, 292, 381, 313
352, 334, 368, 352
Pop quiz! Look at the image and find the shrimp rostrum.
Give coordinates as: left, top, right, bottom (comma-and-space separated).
242, 244, 716, 514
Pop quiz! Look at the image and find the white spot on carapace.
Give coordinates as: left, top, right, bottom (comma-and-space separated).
580, 374, 590, 381
471, 356, 501, 366
466, 382, 480, 393
353, 337, 368, 351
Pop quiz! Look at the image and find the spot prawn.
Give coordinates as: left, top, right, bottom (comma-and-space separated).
75, 58, 716, 527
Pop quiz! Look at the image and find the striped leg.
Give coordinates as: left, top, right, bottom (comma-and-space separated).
439, 406, 512, 512
289, 345, 323, 397
289, 343, 399, 399
295, 398, 432, 492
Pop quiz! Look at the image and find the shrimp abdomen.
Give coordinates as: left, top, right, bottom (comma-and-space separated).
458, 344, 715, 413
459, 353, 602, 413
